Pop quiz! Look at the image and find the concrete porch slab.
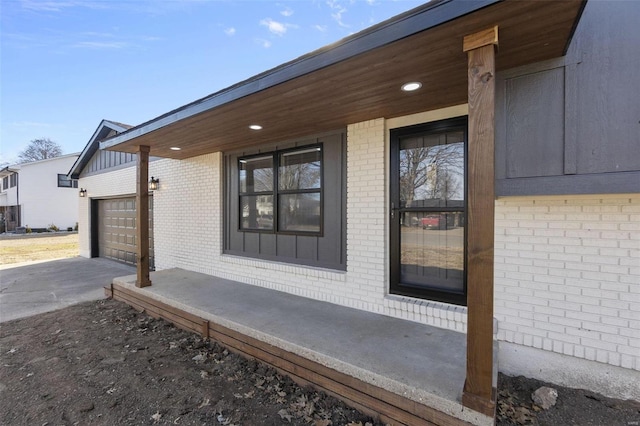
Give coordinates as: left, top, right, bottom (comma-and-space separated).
111, 268, 493, 425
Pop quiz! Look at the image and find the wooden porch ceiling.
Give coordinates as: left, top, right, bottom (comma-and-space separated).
102, 0, 585, 160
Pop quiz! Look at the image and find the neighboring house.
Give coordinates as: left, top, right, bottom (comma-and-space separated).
0, 153, 80, 232
71, 0, 639, 418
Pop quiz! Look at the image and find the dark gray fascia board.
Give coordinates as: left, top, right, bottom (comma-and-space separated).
100, 0, 499, 151
563, 0, 588, 55
69, 119, 131, 179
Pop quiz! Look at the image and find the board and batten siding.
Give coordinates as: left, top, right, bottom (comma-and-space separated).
80, 147, 161, 178
82, 148, 136, 176
224, 130, 347, 271
495, 0, 640, 196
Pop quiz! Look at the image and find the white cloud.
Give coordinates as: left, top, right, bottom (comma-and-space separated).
260, 18, 288, 36
224, 27, 236, 36
255, 38, 272, 48
20, 0, 108, 12
313, 25, 328, 32
280, 7, 293, 17
10, 121, 51, 128
140, 35, 163, 42
20, 1, 78, 12
326, 0, 349, 28
73, 41, 128, 49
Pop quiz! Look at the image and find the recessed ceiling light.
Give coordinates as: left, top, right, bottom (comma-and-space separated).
170, 147, 181, 151
401, 82, 422, 92
249, 124, 263, 130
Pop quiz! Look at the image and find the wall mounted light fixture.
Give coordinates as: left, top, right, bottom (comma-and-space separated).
79, 188, 87, 197
149, 177, 160, 191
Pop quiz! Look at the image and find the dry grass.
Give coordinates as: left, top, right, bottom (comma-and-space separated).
0, 234, 79, 265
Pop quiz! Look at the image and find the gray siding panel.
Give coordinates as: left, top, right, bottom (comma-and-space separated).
495, 1, 640, 196
243, 232, 259, 254
505, 68, 565, 178
84, 148, 137, 175
295, 236, 318, 262
224, 130, 346, 270
316, 132, 346, 266
276, 234, 296, 259
571, 1, 640, 175
259, 233, 277, 257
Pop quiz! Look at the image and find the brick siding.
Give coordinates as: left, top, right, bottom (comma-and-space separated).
495, 195, 640, 371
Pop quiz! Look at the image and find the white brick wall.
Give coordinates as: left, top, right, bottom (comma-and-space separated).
495, 195, 640, 371
152, 155, 219, 274
345, 119, 387, 308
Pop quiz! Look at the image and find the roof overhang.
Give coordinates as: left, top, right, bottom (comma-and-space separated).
0, 166, 20, 178
100, 0, 586, 160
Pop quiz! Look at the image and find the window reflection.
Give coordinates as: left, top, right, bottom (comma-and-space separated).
279, 147, 321, 190
399, 131, 464, 208
239, 156, 273, 193
279, 193, 321, 232
400, 212, 464, 292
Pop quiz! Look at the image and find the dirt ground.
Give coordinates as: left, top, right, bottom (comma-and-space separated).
0, 233, 79, 265
1, 300, 638, 426
1, 299, 381, 426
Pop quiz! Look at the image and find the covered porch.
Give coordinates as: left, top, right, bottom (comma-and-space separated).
106, 268, 490, 425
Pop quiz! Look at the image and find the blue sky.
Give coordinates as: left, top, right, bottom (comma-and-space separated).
1, 0, 426, 164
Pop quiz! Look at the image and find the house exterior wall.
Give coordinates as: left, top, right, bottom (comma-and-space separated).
78, 106, 470, 333
78, 165, 137, 257
79, 108, 639, 401
494, 195, 640, 399
1, 155, 79, 230
0, 186, 18, 206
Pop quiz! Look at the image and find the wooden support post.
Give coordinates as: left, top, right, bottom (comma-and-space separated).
136, 145, 152, 288
462, 26, 498, 417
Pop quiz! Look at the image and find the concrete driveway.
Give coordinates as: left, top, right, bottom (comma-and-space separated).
0, 257, 135, 323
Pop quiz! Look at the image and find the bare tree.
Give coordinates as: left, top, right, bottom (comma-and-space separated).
399, 147, 430, 206
18, 138, 63, 163
399, 142, 464, 206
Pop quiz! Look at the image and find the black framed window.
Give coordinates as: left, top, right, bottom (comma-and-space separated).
9, 173, 17, 188
57, 174, 78, 188
2, 176, 7, 190
239, 144, 322, 235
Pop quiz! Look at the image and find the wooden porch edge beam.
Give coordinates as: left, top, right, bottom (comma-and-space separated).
463, 26, 498, 52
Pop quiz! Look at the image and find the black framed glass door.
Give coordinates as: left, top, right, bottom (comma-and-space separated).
390, 117, 467, 305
